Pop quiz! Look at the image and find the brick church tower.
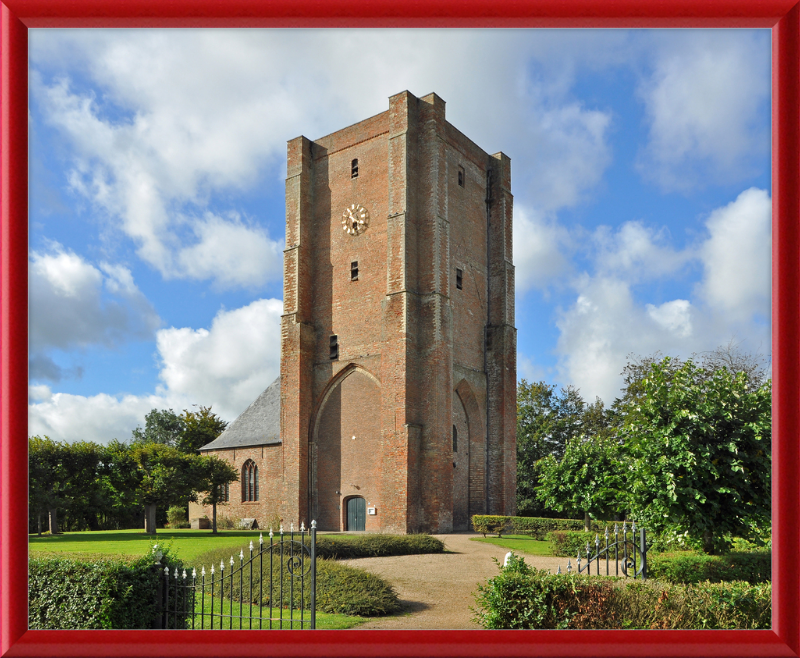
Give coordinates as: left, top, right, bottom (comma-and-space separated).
280, 91, 516, 533
192, 91, 515, 533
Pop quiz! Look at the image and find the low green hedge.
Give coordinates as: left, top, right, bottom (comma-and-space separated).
471, 515, 601, 539
29, 548, 185, 629
547, 530, 600, 557
315, 533, 444, 559
648, 551, 771, 584
473, 555, 770, 630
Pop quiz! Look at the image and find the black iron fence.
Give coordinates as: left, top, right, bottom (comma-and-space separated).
154, 520, 317, 630
558, 521, 648, 580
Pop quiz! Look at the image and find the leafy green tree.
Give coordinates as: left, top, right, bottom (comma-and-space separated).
535, 434, 626, 530
131, 408, 185, 447
28, 436, 102, 534
621, 357, 771, 554
194, 455, 239, 533
129, 443, 200, 534
516, 380, 605, 518
178, 406, 227, 454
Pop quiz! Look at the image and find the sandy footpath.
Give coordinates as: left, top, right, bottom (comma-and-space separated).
341, 533, 569, 630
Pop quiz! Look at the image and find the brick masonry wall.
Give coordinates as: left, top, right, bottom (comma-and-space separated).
189, 444, 284, 528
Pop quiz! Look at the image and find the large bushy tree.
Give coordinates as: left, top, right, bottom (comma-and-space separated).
516, 380, 607, 518
131, 408, 185, 447
620, 357, 771, 553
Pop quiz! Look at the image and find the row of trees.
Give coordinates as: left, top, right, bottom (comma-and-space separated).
517, 346, 771, 554
29, 406, 238, 535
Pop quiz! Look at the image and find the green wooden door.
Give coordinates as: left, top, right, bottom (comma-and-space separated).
346, 497, 366, 531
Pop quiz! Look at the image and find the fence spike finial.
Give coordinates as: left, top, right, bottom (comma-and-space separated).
210, 564, 214, 575
291, 522, 294, 532
174, 567, 179, 578
557, 565, 561, 575
301, 522, 305, 532
280, 524, 284, 535
230, 555, 234, 567
192, 567, 197, 579
269, 528, 274, 538
249, 540, 254, 553
182, 569, 187, 579
164, 566, 169, 575
240, 549, 244, 561
312, 520, 317, 529
202, 566, 206, 577
220, 560, 224, 572
259, 532, 264, 545
567, 559, 572, 573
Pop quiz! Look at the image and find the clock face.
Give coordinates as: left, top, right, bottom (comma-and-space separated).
342, 203, 369, 236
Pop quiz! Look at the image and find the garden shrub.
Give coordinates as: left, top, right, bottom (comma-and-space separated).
509, 516, 600, 539
314, 533, 444, 559
471, 515, 510, 537
547, 530, 617, 557
473, 555, 771, 630
647, 551, 771, 584
166, 506, 190, 529
29, 546, 186, 629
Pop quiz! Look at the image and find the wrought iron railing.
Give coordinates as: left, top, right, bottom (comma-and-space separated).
558, 521, 648, 580
155, 520, 317, 630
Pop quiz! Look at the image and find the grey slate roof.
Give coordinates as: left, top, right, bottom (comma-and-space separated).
199, 377, 281, 451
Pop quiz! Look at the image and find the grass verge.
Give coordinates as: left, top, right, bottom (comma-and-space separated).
470, 534, 553, 556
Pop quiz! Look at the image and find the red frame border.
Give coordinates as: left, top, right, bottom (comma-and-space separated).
2, 2, 798, 656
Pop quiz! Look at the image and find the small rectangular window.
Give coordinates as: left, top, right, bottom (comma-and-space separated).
330, 335, 339, 360
351, 158, 359, 178
485, 327, 492, 352
456, 268, 463, 290
351, 261, 359, 281
458, 165, 465, 187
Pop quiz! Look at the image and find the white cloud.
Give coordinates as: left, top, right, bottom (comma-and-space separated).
593, 221, 689, 281
513, 205, 571, 292
29, 298, 283, 444
155, 298, 283, 419
698, 187, 771, 321
636, 31, 770, 190
175, 212, 283, 289
29, 243, 160, 358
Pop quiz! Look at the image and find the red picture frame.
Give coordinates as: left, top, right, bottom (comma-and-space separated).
2, 1, 798, 656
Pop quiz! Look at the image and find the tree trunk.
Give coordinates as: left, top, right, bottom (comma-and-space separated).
144, 503, 158, 534
37, 511, 43, 536
584, 511, 590, 532
703, 529, 715, 554
212, 503, 217, 534
48, 507, 59, 535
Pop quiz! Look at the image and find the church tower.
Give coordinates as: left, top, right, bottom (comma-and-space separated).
280, 91, 516, 533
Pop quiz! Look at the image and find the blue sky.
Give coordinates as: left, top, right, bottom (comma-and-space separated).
27, 29, 772, 445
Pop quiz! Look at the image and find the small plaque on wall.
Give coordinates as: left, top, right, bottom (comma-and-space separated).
367, 507, 376, 515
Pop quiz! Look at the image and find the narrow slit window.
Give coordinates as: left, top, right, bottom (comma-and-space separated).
453, 425, 458, 452
351, 261, 359, 281
330, 335, 339, 360
351, 158, 359, 178
456, 268, 463, 290
458, 165, 465, 187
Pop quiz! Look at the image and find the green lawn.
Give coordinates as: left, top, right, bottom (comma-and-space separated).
470, 534, 553, 556
29, 529, 289, 564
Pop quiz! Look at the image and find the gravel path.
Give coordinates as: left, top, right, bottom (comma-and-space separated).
342, 533, 568, 630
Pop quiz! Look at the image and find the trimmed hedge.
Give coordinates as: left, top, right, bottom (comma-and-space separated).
29, 549, 185, 629
547, 530, 612, 557
473, 555, 770, 630
315, 533, 444, 559
472, 515, 600, 539
648, 551, 771, 584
